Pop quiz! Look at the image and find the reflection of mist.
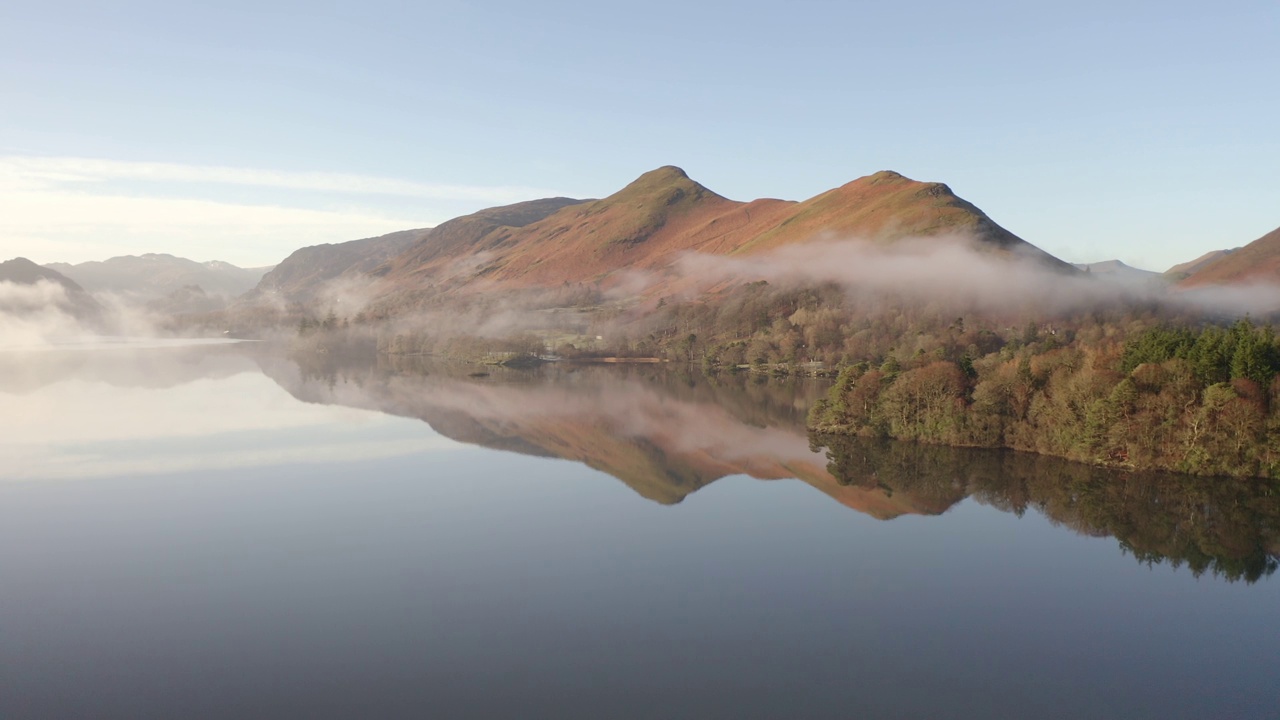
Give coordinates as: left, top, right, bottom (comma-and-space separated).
0, 341, 256, 393
0, 344, 459, 481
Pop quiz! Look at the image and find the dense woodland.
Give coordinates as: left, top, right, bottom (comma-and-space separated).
808, 317, 1280, 478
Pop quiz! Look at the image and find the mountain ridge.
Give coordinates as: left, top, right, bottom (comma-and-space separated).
47, 254, 272, 301
315, 166, 1078, 317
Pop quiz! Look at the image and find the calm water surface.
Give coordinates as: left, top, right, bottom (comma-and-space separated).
1, 342, 1277, 719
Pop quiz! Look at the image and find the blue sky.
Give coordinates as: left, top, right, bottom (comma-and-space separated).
1, 0, 1276, 269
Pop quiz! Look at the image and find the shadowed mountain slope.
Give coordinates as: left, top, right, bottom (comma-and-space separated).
250, 227, 431, 304
253, 198, 589, 308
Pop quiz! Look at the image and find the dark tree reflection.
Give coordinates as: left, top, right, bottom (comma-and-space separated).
812, 434, 1280, 583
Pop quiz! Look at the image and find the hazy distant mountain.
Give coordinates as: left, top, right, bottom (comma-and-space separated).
145, 285, 228, 315
0, 257, 102, 319
1073, 260, 1165, 287
45, 254, 272, 302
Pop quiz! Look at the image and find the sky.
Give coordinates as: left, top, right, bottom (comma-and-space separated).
1, 0, 1276, 270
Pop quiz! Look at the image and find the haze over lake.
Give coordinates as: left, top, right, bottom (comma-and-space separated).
1, 342, 1277, 719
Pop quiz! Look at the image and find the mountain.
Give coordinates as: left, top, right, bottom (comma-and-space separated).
1166, 248, 1239, 279
146, 285, 227, 315
1175, 228, 1280, 288
1, 256, 86, 291
46, 254, 272, 302
379, 197, 590, 274
1073, 260, 1164, 287
355, 166, 1072, 313
0, 257, 102, 319
247, 227, 432, 305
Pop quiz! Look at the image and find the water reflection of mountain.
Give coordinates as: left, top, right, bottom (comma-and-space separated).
271, 353, 1280, 584
263, 354, 941, 518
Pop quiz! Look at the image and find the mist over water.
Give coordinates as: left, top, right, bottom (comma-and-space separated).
1, 343, 1277, 719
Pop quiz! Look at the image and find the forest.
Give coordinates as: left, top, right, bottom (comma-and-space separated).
807, 318, 1280, 478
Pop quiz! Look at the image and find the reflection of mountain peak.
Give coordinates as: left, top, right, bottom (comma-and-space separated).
263, 357, 949, 517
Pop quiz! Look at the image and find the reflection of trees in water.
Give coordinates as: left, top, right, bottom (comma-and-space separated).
813, 434, 1280, 583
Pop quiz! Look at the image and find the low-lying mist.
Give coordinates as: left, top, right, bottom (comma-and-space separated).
0, 279, 226, 351
670, 236, 1280, 318
288, 233, 1280, 359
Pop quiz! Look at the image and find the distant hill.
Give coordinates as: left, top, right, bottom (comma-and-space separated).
46, 254, 271, 302
1073, 260, 1165, 287
0, 257, 103, 320
146, 285, 228, 315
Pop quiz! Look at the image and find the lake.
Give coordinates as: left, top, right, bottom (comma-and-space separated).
1, 341, 1277, 719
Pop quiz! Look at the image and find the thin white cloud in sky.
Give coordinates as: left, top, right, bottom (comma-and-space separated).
0, 155, 560, 201
0, 156, 566, 267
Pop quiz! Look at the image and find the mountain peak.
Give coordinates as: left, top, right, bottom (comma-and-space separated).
606, 165, 721, 207
866, 170, 909, 183
1, 256, 40, 271
0, 257, 79, 288
640, 165, 689, 181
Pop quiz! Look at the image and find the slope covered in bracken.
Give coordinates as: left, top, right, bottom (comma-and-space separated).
1177, 226, 1280, 288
